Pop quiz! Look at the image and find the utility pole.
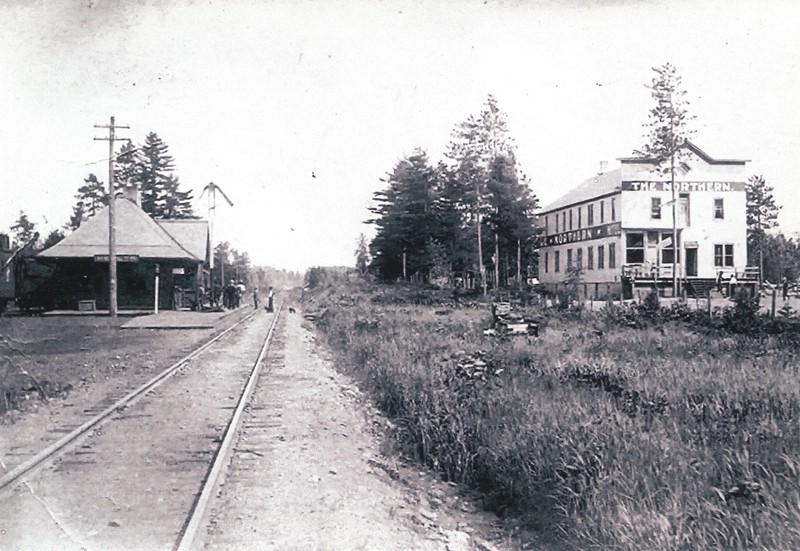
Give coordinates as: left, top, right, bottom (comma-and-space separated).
94, 116, 129, 317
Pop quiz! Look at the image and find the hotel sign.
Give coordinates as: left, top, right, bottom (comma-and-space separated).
623, 181, 745, 192
545, 222, 621, 246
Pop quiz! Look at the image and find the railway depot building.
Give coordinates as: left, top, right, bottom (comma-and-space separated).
37, 186, 210, 311
537, 141, 751, 299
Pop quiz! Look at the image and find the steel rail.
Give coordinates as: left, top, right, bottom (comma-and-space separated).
0, 309, 257, 491
175, 303, 282, 551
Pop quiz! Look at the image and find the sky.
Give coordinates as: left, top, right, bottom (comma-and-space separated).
1, 0, 798, 272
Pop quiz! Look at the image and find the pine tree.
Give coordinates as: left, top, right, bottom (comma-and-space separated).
447, 95, 524, 293
746, 174, 781, 284
368, 151, 440, 281
10, 211, 37, 249
640, 63, 695, 296
135, 133, 197, 219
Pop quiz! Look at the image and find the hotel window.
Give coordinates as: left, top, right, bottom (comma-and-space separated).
587, 204, 594, 226
567, 248, 573, 267
562, 212, 566, 232
661, 232, 679, 264
625, 233, 645, 263
651, 197, 662, 219
545, 251, 549, 273
578, 207, 582, 229
554, 250, 560, 272
576, 248, 583, 269
600, 201, 605, 223
555, 213, 559, 233
569, 209, 573, 230
597, 245, 605, 269
545, 215, 549, 234
714, 244, 734, 267
611, 198, 616, 221
587, 246, 594, 270
714, 198, 724, 220
609, 243, 616, 268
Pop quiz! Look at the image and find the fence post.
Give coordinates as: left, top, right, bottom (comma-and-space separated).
772, 287, 777, 318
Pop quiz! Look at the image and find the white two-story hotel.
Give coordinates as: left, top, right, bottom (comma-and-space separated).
537, 142, 752, 299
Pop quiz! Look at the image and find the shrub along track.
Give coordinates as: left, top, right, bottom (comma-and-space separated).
0, 306, 280, 550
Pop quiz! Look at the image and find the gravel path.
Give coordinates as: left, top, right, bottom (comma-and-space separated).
196, 310, 515, 551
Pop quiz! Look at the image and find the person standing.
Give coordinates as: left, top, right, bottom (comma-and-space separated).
253, 287, 259, 310
267, 286, 274, 313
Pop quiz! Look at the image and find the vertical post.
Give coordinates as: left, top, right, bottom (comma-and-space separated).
94, 116, 128, 317
154, 264, 160, 314
402, 250, 407, 280
516, 237, 522, 290
772, 286, 777, 318
107, 117, 117, 317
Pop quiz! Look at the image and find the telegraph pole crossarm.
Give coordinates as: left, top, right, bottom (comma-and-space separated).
93, 116, 130, 318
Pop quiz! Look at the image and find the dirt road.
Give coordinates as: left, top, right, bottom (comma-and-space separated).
195, 310, 514, 551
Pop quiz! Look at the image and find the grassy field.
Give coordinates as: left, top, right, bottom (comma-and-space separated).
302, 275, 800, 550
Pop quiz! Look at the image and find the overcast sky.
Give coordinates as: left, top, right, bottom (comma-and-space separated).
1, 0, 798, 271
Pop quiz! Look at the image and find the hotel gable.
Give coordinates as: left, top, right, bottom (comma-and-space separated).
537, 141, 753, 299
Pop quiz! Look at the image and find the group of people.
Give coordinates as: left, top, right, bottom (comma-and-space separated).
208, 280, 275, 311
219, 280, 246, 309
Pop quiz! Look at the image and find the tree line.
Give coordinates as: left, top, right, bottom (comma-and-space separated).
366, 95, 539, 292
364, 68, 794, 291
3, 132, 197, 252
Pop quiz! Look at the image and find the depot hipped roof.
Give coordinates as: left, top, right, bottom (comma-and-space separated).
39, 199, 207, 261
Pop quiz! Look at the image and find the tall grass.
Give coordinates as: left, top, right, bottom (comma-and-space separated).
303, 277, 800, 550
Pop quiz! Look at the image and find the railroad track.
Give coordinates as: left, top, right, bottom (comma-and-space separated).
0, 305, 283, 550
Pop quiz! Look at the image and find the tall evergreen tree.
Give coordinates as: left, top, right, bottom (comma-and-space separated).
746, 174, 781, 284
639, 62, 695, 295
10, 211, 37, 249
138, 132, 196, 219
447, 95, 523, 293
69, 173, 108, 229
368, 151, 440, 281
486, 154, 539, 287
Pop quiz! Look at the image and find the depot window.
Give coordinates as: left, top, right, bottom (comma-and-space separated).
597, 245, 605, 269
625, 233, 645, 263
578, 207, 583, 229
600, 201, 605, 223
609, 243, 616, 268
569, 209, 573, 230
567, 248, 573, 267
611, 198, 617, 221
554, 250, 560, 272
714, 244, 734, 267
587, 204, 594, 226
544, 251, 549, 273
651, 197, 662, 219
714, 198, 724, 220
577, 248, 583, 269
587, 246, 594, 270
